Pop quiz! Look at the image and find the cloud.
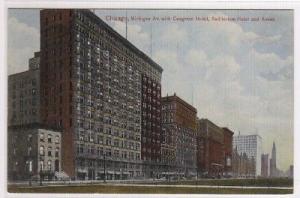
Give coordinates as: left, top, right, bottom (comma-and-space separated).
152, 12, 293, 170
247, 49, 293, 81
154, 49, 180, 74
160, 23, 187, 44
105, 11, 294, 171
111, 21, 150, 53
8, 17, 40, 75
185, 49, 208, 69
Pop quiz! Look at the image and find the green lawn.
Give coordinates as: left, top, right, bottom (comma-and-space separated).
8, 178, 293, 194
8, 184, 293, 194
157, 178, 293, 187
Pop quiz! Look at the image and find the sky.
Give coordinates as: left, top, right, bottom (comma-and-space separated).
7, 9, 293, 171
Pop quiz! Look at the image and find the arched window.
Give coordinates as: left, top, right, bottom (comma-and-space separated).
55, 135, 59, 144
48, 134, 52, 143
39, 146, 44, 155
55, 148, 59, 157
48, 147, 52, 156
40, 133, 44, 142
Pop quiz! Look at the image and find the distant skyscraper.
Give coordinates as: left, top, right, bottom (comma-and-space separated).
270, 141, 277, 177
261, 153, 269, 177
233, 134, 262, 176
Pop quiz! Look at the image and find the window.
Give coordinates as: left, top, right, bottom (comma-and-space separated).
55, 135, 59, 144
106, 148, 111, 157
40, 133, 44, 142
106, 137, 111, 145
114, 139, 119, 147
32, 98, 37, 106
114, 150, 119, 158
136, 153, 140, 160
99, 147, 103, 156
32, 79, 36, 86
32, 88, 36, 95
79, 144, 84, 153
40, 146, 44, 155
48, 147, 52, 156
48, 134, 52, 143
97, 135, 103, 144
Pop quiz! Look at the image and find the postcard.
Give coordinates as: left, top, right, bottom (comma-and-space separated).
4, 2, 295, 197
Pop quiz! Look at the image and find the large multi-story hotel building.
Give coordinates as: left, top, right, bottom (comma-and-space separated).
161, 94, 197, 178
40, 9, 162, 179
197, 119, 225, 177
233, 134, 262, 176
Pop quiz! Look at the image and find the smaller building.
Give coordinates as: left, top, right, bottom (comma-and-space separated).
8, 124, 62, 181
8, 52, 40, 126
232, 147, 256, 178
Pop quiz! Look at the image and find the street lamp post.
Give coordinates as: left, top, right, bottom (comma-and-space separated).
26, 160, 32, 186
103, 152, 106, 183
39, 156, 43, 186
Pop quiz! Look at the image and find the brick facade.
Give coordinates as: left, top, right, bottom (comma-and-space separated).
222, 127, 234, 177
40, 9, 162, 179
161, 94, 197, 178
197, 119, 225, 178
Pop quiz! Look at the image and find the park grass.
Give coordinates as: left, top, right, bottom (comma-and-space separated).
8, 184, 293, 194
156, 178, 293, 187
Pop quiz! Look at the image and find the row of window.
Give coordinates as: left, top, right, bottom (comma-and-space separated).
39, 146, 59, 157
11, 78, 37, 90
74, 15, 161, 81
11, 98, 37, 109
77, 134, 141, 150
39, 133, 60, 144
39, 160, 56, 171
76, 144, 141, 160
76, 159, 141, 170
